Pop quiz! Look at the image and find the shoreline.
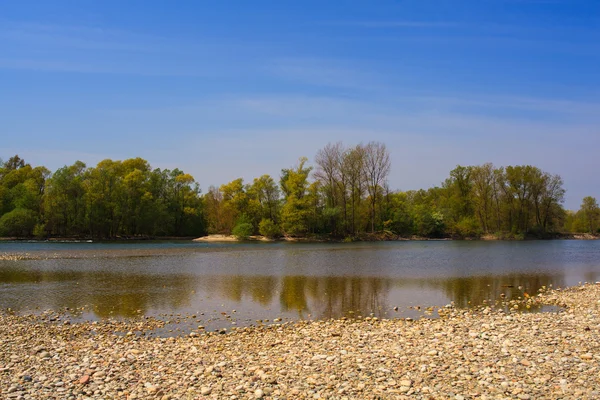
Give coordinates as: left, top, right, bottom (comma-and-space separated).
192, 232, 600, 243
1, 232, 598, 243
2, 284, 600, 398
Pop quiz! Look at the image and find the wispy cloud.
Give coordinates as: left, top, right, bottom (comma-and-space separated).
0, 57, 218, 77
0, 20, 271, 76
267, 57, 383, 91
0, 21, 167, 52
322, 21, 458, 29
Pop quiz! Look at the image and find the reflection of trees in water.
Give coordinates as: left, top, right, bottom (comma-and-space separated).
280, 276, 309, 315
195, 275, 390, 320
434, 274, 564, 308
0, 265, 196, 318
206, 275, 276, 306
0, 262, 570, 320
280, 276, 390, 319
583, 270, 600, 285
87, 274, 196, 318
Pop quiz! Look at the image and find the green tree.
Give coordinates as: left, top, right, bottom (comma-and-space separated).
232, 222, 253, 239
0, 208, 37, 236
259, 218, 281, 238
43, 161, 87, 236
580, 196, 600, 233
219, 178, 248, 234
280, 157, 313, 236
247, 174, 281, 226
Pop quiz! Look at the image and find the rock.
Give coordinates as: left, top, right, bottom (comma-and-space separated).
400, 379, 412, 387
200, 387, 212, 395
3, 283, 600, 400
93, 370, 106, 378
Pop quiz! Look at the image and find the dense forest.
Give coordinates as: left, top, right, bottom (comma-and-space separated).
0, 143, 598, 240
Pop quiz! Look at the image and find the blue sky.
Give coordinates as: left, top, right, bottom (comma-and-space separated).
1, 0, 598, 209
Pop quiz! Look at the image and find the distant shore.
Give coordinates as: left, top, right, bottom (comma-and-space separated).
192, 232, 600, 243
0, 232, 598, 243
0, 236, 197, 242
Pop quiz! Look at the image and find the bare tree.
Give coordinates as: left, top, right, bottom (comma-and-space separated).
315, 142, 345, 234
471, 163, 494, 233
362, 142, 391, 233
344, 144, 365, 235
315, 142, 343, 209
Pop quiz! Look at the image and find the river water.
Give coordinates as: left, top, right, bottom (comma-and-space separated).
1, 240, 599, 332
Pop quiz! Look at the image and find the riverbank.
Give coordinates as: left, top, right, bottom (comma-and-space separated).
1, 232, 597, 243
2, 284, 600, 399
192, 232, 599, 243
0, 236, 197, 242
192, 234, 328, 243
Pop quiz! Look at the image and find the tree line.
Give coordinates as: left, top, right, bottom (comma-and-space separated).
0, 156, 203, 238
0, 144, 598, 239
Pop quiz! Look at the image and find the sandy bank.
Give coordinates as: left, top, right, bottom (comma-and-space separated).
2, 284, 600, 399
193, 235, 302, 242
193, 234, 240, 242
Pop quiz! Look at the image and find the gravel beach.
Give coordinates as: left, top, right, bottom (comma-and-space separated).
2, 284, 600, 399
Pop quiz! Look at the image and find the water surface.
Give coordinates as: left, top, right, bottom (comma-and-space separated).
1, 240, 599, 332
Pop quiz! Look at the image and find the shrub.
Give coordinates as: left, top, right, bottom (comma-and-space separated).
33, 223, 47, 239
0, 208, 37, 237
232, 222, 253, 240
454, 216, 481, 238
258, 218, 280, 238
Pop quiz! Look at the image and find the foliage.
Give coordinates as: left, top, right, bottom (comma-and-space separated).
0, 208, 37, 236
0, 147, 590, 240
280, 158, 314, 236
33, 223, 46, 238
454, 216, 481, 238
0, 155, 205, 238
232, 222, 253, 240
259, 218, 280, 238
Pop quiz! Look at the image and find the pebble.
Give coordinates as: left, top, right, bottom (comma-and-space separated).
200, 386, 212, 395
1, 283, 600, 399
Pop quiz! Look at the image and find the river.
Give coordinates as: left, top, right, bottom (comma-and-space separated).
1, 240, 599, 332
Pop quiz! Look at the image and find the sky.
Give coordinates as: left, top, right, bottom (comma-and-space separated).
1, 0, 599, 210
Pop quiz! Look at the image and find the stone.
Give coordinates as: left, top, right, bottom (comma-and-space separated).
400, 379, 412, 387
200, 387, 212, 395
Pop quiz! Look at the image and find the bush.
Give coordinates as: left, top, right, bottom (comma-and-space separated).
232, 222, 254, 240
0, 208, 37, 237
33, 223, 47, 239
454, 216, 481, 238
258, 218, 280, 238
